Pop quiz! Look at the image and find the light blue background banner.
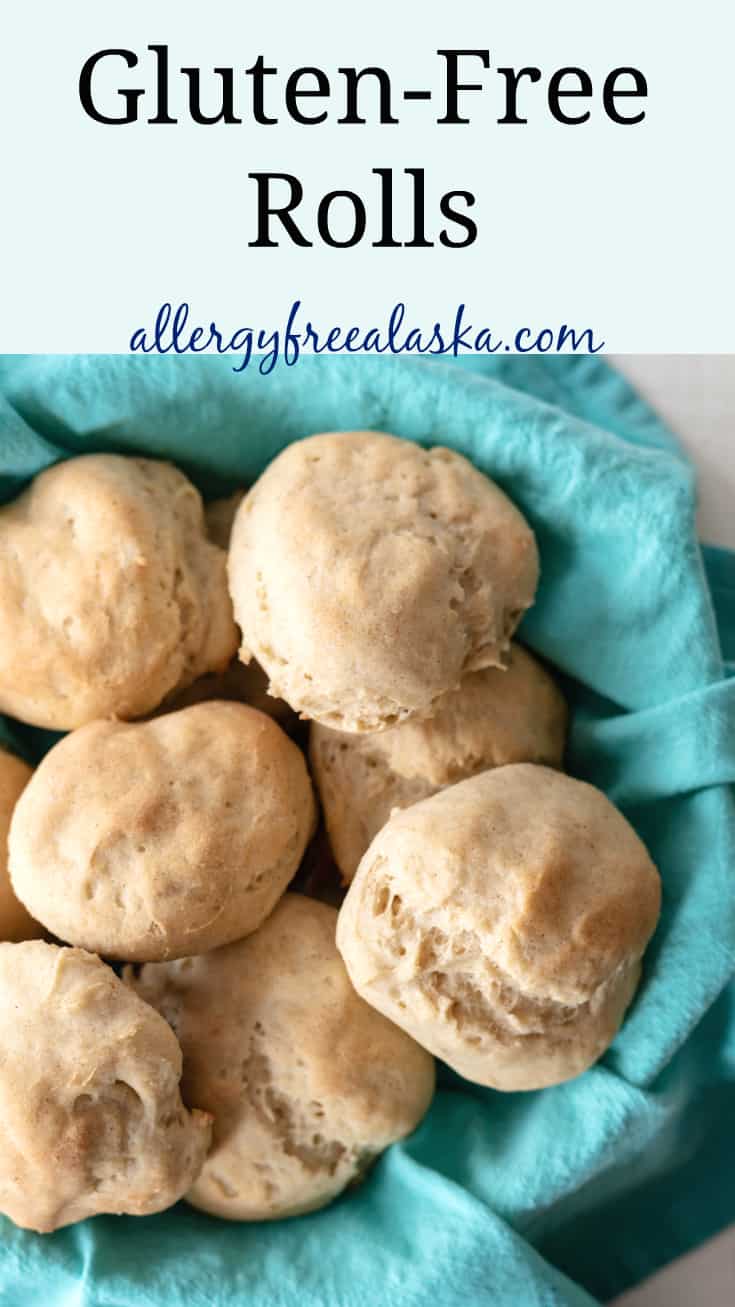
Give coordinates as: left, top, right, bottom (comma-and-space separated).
2, 1, 734, 352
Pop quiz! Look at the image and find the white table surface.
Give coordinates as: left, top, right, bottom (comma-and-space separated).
610, 356, 735, 550
606, 356, 734, 1306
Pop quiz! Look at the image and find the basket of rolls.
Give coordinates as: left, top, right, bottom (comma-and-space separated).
0, 353, 732, 1307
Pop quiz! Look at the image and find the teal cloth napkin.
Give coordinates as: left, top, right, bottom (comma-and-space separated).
0, 354, 733, 1307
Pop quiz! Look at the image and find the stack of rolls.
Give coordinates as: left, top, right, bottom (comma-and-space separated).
0, 432, 660, 1234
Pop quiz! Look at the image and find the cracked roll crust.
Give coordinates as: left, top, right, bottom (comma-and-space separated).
310, 644, 567, 882
125, 894, 435, 1220
0, 454, 238, 730
0, 942, 211, 1232
228, 431, 538, 732
0, 749, 43, 942
9, 702, 316, 962
337, 765, 661, 1091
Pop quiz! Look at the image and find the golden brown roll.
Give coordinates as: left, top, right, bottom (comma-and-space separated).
0, 454, 238, 729
310, 644, 567, 881
228, 431, 538, 732
0, 942, 211, 1232
9, 702, 316, 961
337, 765, 661, 1091
126, 894, 435, 1220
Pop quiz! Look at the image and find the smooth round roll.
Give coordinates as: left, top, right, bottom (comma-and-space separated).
126, 894, 435, 1220
337, 765, 661, 1091
310, 644, 567, 882
228, 432, 538, 732
9, 702, 316, 961
0, 942, 211, 1232
0, 454, 238, 729
0, 749, 43, 942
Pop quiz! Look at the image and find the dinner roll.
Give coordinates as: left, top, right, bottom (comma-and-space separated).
337, 765, 661, 1091
0, 454, 238, 729
9, 702, 316, 961
0, 942, 211, 1232
0, 749, 43, 942
310, 644, 567, 881
228, 432, 538, 732
126, 894, 435, 1220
